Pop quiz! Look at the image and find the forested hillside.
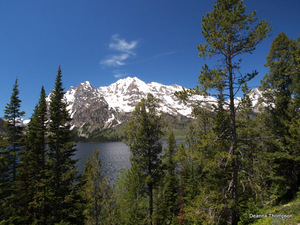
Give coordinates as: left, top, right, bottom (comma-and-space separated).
0, 0, 299, 224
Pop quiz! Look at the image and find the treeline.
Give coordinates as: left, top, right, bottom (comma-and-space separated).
0, 0, 299, 224
0, 66, 85, 224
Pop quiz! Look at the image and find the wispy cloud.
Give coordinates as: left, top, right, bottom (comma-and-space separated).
153, 51, 177, 58
101, 34, 138, 67
109, 34, 137, 54
101, 54, 130, 67
113, 73, 128, 78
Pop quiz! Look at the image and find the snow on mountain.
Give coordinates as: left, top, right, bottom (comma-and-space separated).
54, 76, 265, 137
59, 76, 207, 136
233, 88, 265, 111
97, 77, 198, 116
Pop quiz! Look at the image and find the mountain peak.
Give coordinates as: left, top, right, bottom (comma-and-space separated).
48, 77, 266, 139
115, 76, 146, 87
78, 81, 94, 90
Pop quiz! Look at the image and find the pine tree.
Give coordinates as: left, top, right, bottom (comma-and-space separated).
82, 148, 115, 225
235, 85, 268, 224
176, 1, 271, 223
260, 32, 300, 202
0, 78, 25, 223
3, 78, 25, 182
114, 166, 148, 225
0, 136, 10, 222
154, 131, 179, 225
11, 86, 48, 224
175, 103, 215, 224
47, 66, 83, 224
124, 93, 164, 224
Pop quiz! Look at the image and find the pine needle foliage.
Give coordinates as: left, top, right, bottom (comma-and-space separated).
124, 93, 164, 224
0, 78, 25, 223
12, 86, 48, 224
260, 32, 300, 203
82, 148, 115, 225
47, 66, 83, 224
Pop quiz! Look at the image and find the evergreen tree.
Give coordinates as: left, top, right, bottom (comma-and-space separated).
114, 166, 148, 225
3, 78, 25, 182
0, 135, 10, 223
175, 103, 215, 224
47, 66, 83, 224
176, 1, 271, 223
260, 32, 300, 202
82, 148, 115, 225
0, 78, 25, 223
11, 86, 48, 224
124, 93, 164, 224
154, 131, 179, 225
235, 85, 267, 224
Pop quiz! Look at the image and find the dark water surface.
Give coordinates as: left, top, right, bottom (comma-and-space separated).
75, 140, 184, 184
75, 142, 131, 184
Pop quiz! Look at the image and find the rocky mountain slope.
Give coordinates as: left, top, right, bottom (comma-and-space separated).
50, 76, 264, 139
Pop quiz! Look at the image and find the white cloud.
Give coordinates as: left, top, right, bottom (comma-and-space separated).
109, 34, 137, 54
153, 51, 177, 58
101, 53, 130, 67
113, 73, 127, 78
101, 34, 138, 67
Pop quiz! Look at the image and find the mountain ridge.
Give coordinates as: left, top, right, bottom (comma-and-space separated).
49, 76, 264, 140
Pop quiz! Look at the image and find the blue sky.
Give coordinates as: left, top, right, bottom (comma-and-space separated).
0, 0, 299, 119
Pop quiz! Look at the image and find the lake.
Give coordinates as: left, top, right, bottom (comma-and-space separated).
75, 142, 131, 184
75, 140, 184, 185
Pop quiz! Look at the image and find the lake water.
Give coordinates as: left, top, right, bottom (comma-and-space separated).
75, 140, 184, 185
75, 142, 131, 184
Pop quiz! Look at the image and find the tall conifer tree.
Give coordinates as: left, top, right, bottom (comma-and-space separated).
154, 131, 179, 225
13, 86, 48, 224
82, 148, 115, 225
124, 93, 164, 224
176, 0, 271, 223
0, 78, 25, 223
114, 166, 148, 225
3, 78, 25, 182
260, 32, 300, 202
198, 6, 271, 223
47, 66, 83, 224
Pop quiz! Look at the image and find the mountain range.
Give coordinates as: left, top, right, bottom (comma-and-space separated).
54, 76, 264, 140
0, 77, 265, 140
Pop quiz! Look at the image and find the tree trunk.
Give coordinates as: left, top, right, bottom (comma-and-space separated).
228, 53, 239, 225
149, 182, 153, 225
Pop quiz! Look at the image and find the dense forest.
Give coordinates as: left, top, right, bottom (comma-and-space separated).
1, 0, 299, 224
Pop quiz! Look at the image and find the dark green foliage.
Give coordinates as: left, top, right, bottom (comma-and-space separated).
260, 32, 300, 203
0, 118, 5, 134
0, 145, 11, 223
0, 78, 25, 223
79, 114, 191, 143
114, 167, 149, 225
46, 66, 84, 224
0, 12, 298, 224
3, 78, 25, 182
154, 131, 179, 225
176, 104, 218, 224
82, 148, 115, 225
82, 123, 127, 143
124, 93, 164, 224
11, 86, 48, 224
174, 1, 271, 224
235, 85, 269, 222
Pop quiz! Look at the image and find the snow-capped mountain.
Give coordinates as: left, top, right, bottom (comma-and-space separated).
62, 77, 202, 136
58, 77, 263, 137
97, 77, 208, 116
